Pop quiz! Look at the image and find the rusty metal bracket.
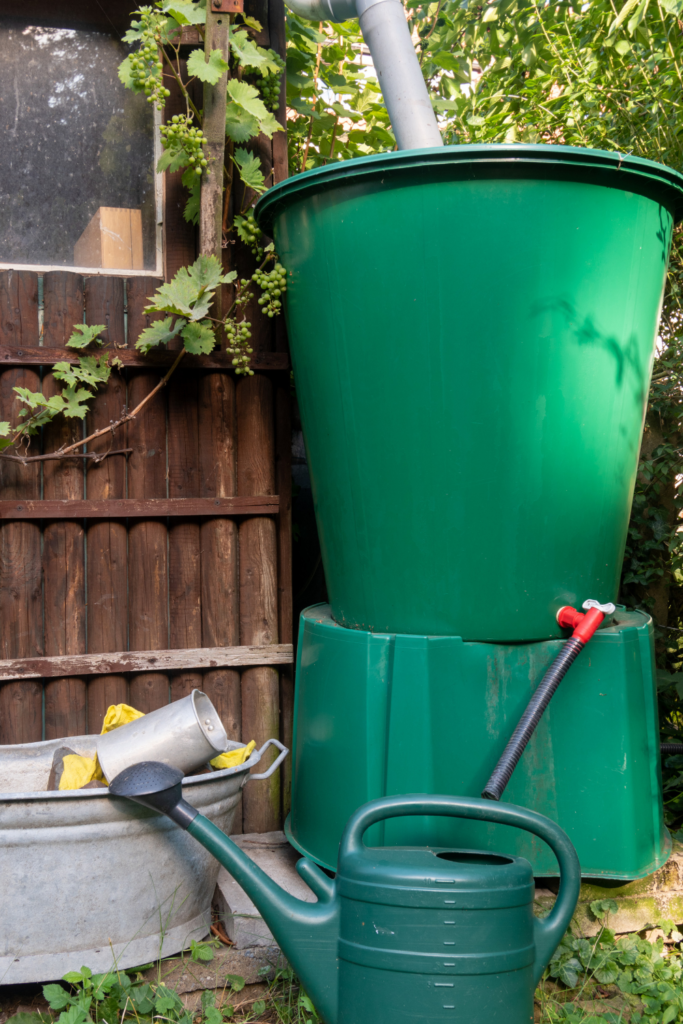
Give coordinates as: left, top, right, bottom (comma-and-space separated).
210, 0, 244, 11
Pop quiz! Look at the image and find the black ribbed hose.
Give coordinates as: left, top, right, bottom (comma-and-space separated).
482, 636, 585, 801
662, 743, 683, 755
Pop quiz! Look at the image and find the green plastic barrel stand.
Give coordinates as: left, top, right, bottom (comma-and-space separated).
256, 145, 683, 640
287, 604, 668, 880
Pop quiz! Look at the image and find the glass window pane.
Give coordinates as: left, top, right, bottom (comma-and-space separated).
0, 23, 159, 272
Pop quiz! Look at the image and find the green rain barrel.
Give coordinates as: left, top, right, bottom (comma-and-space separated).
256, 145, 683, 641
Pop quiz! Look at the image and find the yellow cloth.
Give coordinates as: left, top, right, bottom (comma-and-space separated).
101, 702, 145, 734
211, 740, 256, 769
59, 753, 105, 790
58, 701, 254, 789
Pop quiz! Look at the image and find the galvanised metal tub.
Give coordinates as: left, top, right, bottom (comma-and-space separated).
0, 735, 287, 985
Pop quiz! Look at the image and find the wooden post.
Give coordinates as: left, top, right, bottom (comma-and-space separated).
127, 277, 170, 714
42, 271, 87, 739
200, 8, 229, 259
0, 271, 42, 743
238, 375, 280, 833
84, 277, 128, 731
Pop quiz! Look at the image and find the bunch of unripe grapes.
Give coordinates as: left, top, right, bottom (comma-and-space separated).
254, 263, 287, 317
225, 319, 254, 376
130, 20, 170, 110
259, 67, 284, 112
160, 115, 208, 176
239, 209, 263, 257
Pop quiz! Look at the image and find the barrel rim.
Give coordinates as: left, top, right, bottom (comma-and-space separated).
255, 143, 683, 234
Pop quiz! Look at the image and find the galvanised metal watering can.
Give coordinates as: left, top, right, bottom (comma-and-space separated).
111, 763, 580, 1024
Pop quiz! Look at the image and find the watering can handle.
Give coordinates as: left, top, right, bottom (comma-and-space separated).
339, 793, 581, 985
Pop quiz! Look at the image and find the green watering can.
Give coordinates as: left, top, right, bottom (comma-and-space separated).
110, 763, 580, 1024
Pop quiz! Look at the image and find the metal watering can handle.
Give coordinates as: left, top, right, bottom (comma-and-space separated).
340, 793, 581, 985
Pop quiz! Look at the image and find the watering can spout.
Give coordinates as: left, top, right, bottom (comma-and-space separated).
109, 762, 340, 1024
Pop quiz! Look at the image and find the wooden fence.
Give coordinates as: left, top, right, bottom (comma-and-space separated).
0, 266, 292, 834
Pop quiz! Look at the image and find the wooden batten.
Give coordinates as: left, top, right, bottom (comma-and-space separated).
0, 644, 293, 683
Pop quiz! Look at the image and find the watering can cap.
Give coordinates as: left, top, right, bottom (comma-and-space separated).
337, 846, 535, 910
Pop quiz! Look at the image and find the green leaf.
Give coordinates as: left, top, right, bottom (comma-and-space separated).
136, 316, 186, 353
225, 102, 260, 143
591, 899, 619, 921
52, 355, 112, 390
145, 273, 210, 320
187, 48, 229, 84
182, 168, 201, 224
6, 1013, 47, 1024
258, 111, 284, 139
188, 253, 225, 291
181, 320, 216, 354
61, 386, 94, 419
662, 1005, 678, 1024
229, 31, 281, 73
190, 937, 219, 962
227, 80, 270, 122
161, 0, 207, 25
226, 975, 245, 992
252, 1000, 266, 1016
241, 15, 263, 31
66, 324, 107, 349
610, 0, 641, 32
157, 148, 190, 174
117, 55, 135, 89
233, 148, 266, 194
0, 421, 10, 436
57, 1007, 88, 1024
614, 38, 631, 55
43, 985, 72, 1011
155, 986, 182, 1015
204, 1007, 222, 1024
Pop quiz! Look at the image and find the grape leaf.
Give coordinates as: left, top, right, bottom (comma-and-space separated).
136, 316, 186, 353
61, 386, 93, 420
182, 168, 201, 224
187, 48, 229, 85
117, 55, 135, 88
145, 273, 211, 319
53, 355, 112, 390
226, 102, 260, 143
66, 324, 108, 349
229, 31, 281, 74
241, 15, 263, 31
0, 421, 10, 436
258, 111, 284, 139
161, 0, 207, 25
122, 20, 144, 43
233, 148, 266, 193
181, 320, 216, 354
188, 253, 225, 292
157, 148, 190, 174
227, 79, 270, 121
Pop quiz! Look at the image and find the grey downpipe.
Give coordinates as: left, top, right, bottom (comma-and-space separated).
285, 0, 443, 151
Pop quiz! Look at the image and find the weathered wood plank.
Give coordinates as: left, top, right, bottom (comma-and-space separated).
0, 644, 293, 682
127, 277, 171, 715
0, 270, 43, 743
0, 346, 289, 371
0, 496, 279, 518
168, 375, 203, 697
237, 374, 280, 833
199, 371, 241, 821
42, 271, 87, 739
84, 277, 128, 729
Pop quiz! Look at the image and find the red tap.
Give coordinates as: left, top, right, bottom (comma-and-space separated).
556, 599, 616, 644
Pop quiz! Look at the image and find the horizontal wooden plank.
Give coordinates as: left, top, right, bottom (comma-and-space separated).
0, 346, 289, 371
0, 643, 294, 682
0, 496, 279, 519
